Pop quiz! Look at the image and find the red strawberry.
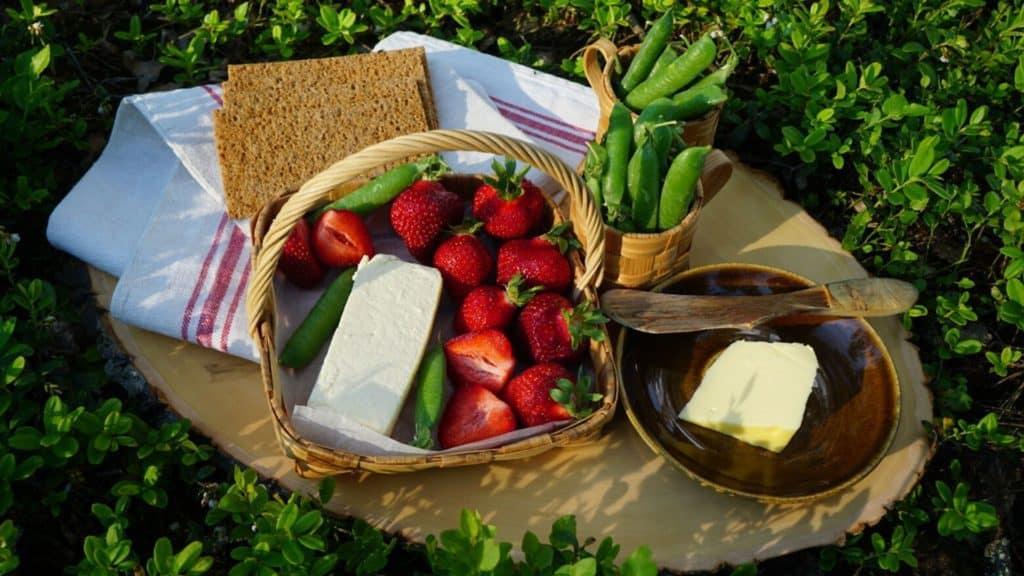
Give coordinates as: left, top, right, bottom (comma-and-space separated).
443, 329, 516, 393
517, 292, 608, 364
496, 223, 579, 293
278, 219, 324, 288
389, 179, 463, 261
454, 274, 541, 334
472, 159, 546, 240
312, 209, 375, 267
438, 384, 517, 449
503, 363, 573, 426
432, 223, 493, 299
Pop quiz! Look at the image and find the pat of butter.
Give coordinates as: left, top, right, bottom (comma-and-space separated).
306, 254, 442, 436
678, 340, 818, 453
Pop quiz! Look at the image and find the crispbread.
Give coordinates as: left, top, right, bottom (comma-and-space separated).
214, 88, 430, 218
224, 48, 436, 127
214, 47, 438, 217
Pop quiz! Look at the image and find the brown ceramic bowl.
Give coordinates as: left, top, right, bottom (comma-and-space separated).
615, 263, 901, 502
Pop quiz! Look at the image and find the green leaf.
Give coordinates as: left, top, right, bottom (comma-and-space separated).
871, 532, 885, 554
276, 502, 299, 532
1006, 279, 1024, 303
30, 45, 51, 78
292, 510, 322, 535
7, 427, 41, 450
153, 537, 173, 573
174, 541, 204, 573
621, 547, 658, 576
478, 538, 501, 571
318, 477, 335, 503
282, 539, 304, 565
549, 515, 577, 550
909, 137, 937, 177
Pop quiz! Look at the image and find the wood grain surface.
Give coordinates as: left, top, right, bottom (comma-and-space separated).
88, 158, 932, 572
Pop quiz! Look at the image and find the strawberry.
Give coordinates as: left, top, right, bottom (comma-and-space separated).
454, 274, 542, 334
438, 384, 517, 449
312, 209, 374, 267
502, 363, 573, 426
443, 329, 516, 393
472, 159, 547, 240
389, 179, 463, 261
278, 218, 324, 288
516, 292, 608, 364
432, 222, 494, 299
496, 223, 580, 293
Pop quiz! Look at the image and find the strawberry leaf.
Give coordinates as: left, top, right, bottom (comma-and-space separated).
485, 158, 531, 200
450, 218, 484, 235
417, 154, 451, 180
550, 368, 603, 419
564, 302, 609, 350
544, 222, 582, 254
505, 273, 543, 307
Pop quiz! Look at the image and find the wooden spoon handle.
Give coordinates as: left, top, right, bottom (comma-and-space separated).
822, 278, 919, 317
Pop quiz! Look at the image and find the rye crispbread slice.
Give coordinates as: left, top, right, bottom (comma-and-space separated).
214, 82, 430, 218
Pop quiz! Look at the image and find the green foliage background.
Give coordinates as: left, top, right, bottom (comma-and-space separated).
0, 0, 1022, 573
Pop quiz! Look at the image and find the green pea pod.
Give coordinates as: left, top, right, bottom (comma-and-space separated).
690, 53, 738, 90
278, 268, 356, 368
311, 156, 442, 220
651, 125, 674, 169
627, 139, 661, 232
632, 98, 685, 144
412, 345, 445, 450
601, 103, 633, 219
625, 35, 717, 110
659, 146, 710, 230
646, 45, 678, 83
583, 142, 608, 208
671, 84, 728, 120
619, 10, 676, 93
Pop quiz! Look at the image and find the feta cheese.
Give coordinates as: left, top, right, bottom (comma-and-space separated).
678, 340, 818, 453
306, 254, 442, 436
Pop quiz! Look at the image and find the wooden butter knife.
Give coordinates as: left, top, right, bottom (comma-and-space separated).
602, 278, 918, 334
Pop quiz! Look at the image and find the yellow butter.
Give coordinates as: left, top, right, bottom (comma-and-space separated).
678, 340, 818, 453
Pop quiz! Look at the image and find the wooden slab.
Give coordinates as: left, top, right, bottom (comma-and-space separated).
88, 160, 931, 572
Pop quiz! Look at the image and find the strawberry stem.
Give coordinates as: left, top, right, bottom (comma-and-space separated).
450, 218, 484, 235
562, 301, 609, 351
417, 154, 451, 180
543, 222, 582, 254
504, 273, 543, 307
484, 158, 531, 201
549, 367, 603, 419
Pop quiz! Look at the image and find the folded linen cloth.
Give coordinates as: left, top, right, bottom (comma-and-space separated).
47, 32, 601, 362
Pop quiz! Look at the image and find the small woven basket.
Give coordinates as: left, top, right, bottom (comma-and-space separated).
582, 38, 722, 147
247, 130, 618, 477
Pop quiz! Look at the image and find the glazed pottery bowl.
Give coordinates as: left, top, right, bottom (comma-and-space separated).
616, 263, 901, 502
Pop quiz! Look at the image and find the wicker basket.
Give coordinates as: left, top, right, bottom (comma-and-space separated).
600, 148, 731, 288
582, 38, 722, 147
246, 130, 618, 477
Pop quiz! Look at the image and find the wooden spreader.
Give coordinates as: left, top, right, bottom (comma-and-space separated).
90, 154, 932, 572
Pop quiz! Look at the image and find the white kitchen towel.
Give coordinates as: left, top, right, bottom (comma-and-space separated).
47, 32, 601, 362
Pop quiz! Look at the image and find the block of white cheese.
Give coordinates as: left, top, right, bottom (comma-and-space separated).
678, 340, 819, 453
306, 254, 442, 436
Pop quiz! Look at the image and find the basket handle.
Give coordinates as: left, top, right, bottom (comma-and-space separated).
247, 130, 606, 339
700, 149, 733, 205
582, 38, 620, 132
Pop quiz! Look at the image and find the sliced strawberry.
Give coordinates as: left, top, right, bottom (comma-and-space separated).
472, 159, 547, 240
454, 274, 541, 334
443, 329, 516, 393
502, 363, 573, 427
438, 384, 517, 449
496, 223, 579, 293
312, 209, 375, 267
278, 219, 324, 288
